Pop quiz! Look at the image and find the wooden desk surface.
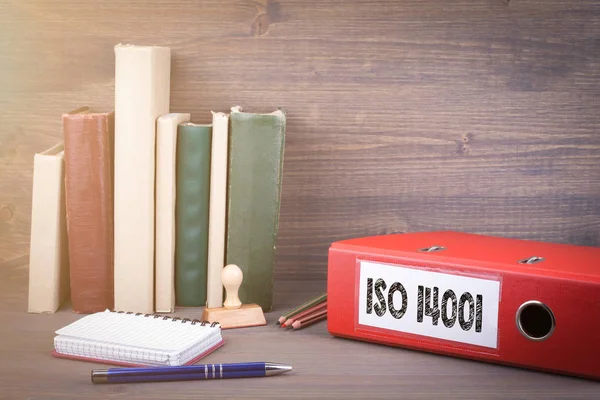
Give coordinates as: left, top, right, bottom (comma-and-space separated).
1, 259, 599, 400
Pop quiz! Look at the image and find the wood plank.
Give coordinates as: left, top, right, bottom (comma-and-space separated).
1, 0, 599, 281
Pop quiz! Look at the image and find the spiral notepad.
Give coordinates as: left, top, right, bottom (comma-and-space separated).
52, 310, 224, 366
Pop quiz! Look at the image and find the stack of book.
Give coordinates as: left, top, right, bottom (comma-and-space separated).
27, 44, 286, 316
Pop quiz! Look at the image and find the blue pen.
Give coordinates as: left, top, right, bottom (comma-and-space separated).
91, 362, 292, 384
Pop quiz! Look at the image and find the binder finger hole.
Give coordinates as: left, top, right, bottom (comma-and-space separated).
516, 300, 555, 341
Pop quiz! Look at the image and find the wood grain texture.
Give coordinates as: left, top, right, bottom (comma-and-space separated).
1, 259, 600, 399
1, 0, 600, 273
1, 0, 599, 278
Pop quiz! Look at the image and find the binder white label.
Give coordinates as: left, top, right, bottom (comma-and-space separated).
358, 260, 500, 349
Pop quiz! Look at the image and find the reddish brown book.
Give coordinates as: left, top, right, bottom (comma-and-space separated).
63, 109, 114, 313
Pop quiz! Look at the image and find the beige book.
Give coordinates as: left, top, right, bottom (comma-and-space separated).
206, 111, 230, 308
155, 112, 190, 313
114, 44, 171, 313
27, 143, 70, 313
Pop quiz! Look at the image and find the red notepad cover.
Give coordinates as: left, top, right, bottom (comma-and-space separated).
51, 338, 225, 367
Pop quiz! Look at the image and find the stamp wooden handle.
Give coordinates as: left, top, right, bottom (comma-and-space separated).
222, 264, 243, 310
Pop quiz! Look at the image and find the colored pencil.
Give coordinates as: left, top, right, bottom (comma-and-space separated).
276, 292, 327, 325
281, 301, 327, 328
291, 309, 327, 330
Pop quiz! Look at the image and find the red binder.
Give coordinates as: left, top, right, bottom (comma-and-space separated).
327, 231, 600, 380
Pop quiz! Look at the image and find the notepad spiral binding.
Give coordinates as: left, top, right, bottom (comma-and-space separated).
109, 309, 220, 327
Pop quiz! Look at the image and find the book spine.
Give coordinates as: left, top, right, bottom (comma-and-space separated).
155, 113, 191, 313
175, 123, 212, 306
63, 112, 115, 313
206, 112, 229, 308
113, 44, 171, 313
27, 143, 70, 313
225, 107, 286, 311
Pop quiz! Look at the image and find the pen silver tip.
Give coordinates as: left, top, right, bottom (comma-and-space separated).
265, 363, 292, 376
91, 369, 109, 384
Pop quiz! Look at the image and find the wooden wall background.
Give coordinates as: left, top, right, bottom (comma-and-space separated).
1, 0, 599, 287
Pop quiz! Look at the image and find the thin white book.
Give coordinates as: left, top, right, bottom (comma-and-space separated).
206, 111, 229, 308
113, 44, 171, 313
27, 143, 70, 313
53, 310, 224, 366
155, 112, 191, 313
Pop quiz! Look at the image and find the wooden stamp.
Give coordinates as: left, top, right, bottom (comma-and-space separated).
201, 264, 267, 329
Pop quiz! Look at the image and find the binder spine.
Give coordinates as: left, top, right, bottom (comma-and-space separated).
109, 310, 220, 327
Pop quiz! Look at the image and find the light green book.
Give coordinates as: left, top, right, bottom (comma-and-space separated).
175, 122, 211, 306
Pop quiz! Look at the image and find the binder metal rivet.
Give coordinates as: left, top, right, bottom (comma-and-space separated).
515, 300, 556, 341
418, 245, 446, 252
518, 256, 545, 264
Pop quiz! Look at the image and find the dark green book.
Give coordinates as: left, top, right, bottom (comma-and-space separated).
225, 106, 286, 311
175, 122, 212, 306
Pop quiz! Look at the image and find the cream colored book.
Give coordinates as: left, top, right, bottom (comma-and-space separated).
206, 111, 229, 308
27, 143, 70, 313
114, 44, 171, 313
155, 112, 190, 313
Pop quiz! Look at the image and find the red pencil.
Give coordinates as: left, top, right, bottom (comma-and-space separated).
276, 292, 326, 325
291, 308, 327, 330
281, 301, 327, 328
